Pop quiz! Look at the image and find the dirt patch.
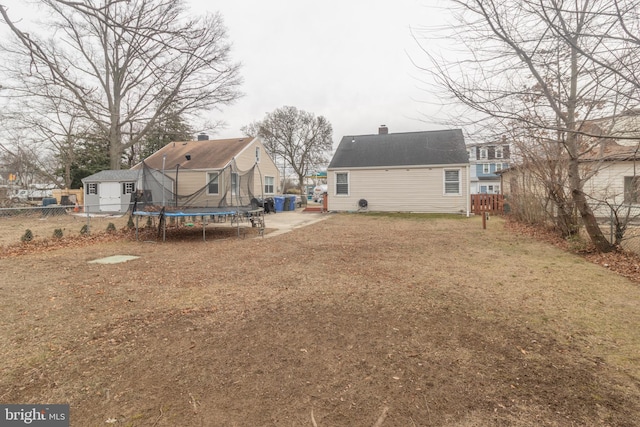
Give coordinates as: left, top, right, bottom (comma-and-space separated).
1, 214, 640, 426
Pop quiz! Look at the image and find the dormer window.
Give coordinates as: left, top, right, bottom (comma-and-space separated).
479, 148, 488, 159
495, 146, 504, 159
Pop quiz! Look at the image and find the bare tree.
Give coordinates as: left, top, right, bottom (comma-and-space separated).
0, 0, 242, 170
242, 106, 333, 196
416, 0, 640, 252
545, 0, 640, 100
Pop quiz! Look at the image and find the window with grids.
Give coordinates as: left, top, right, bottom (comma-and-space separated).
207, 173, 219, 194
122, 182, 135, 194
336, 172, 349, 195
479, 148, 488, 159
495, 146, 504, 158
87, 183, 97, 195
265, 176, 275, 194
482, 163, 490, 174
444, 169, 461, 195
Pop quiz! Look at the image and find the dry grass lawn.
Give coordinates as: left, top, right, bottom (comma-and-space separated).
1, 213, 639, 426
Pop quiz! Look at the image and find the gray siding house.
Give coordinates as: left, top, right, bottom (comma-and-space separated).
327, 127, 470, 214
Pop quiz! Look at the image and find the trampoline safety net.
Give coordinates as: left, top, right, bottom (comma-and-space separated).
132, 160, 261, 213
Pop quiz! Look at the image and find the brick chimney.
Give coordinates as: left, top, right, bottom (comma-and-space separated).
378, 125, 388, 135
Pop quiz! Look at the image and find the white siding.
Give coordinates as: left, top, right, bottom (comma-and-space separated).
327, 165, 469, 213
584, 161, 638, 217
584, 162, 632, 201
503, 160, 640, 219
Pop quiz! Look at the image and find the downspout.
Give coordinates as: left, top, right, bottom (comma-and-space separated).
256, 161, 265, 237
466, 163, 471, 217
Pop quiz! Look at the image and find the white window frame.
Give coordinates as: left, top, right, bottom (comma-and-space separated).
87, 183, 97, 195
335, 172, 349, 196
264, 176, 275, 194
231, 172, 239, 196
123, 182, 135, 194
495, 163, 503, 172
482, 163, 491, 174
207, 172, 219, 195
495, 146, 504, 159
255, 146, 261, 163
443, 169, 461, 195
479, 148, 488, 159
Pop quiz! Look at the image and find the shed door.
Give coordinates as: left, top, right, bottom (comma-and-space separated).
99, 182, 120, 212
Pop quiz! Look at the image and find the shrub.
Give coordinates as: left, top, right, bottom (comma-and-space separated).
21, 229, 33, 242
53, 228, 63, 239
127, 215, 135, 229
106, 222, 116, 233
80, 224, 89, 235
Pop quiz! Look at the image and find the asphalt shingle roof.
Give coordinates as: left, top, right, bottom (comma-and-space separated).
328, 129, 468, 169
82, 169, 141, 182
139, 138, 253, 170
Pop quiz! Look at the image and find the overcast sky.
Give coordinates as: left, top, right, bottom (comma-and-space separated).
4, 0, 453, 150
187, 0, 450, 147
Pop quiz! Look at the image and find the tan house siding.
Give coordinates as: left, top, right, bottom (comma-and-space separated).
155, 138, 280, 206
327, 165, 469, 213
238, 139, 280, 197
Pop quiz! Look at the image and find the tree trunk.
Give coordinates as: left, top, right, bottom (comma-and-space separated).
573, 188, 613, 252
565, 41, 614, 253
110, 140, 122, 170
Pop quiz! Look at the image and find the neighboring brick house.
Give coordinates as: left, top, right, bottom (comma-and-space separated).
467, 140, 510, 194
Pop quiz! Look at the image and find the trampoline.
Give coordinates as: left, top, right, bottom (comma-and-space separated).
133, 207, 264, 241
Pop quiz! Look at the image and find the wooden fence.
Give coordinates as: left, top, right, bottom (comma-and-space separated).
471, 194, 504, 215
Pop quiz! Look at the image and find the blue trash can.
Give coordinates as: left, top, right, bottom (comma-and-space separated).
273, 196, 285, 212
287, 196, 296, 211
